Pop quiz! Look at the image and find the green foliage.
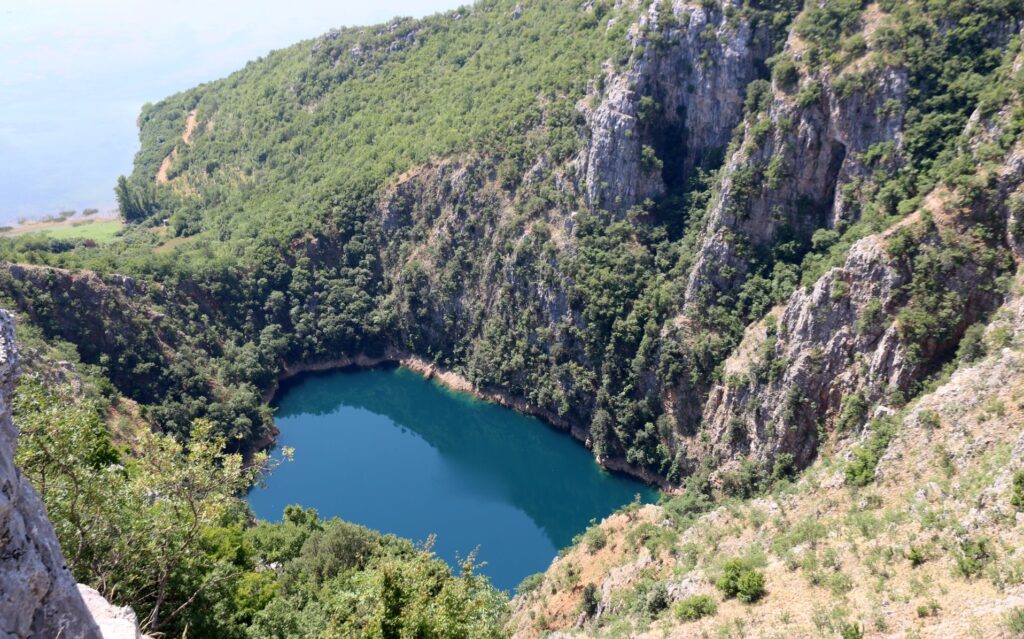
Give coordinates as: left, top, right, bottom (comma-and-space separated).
638, 581, 670, 618
15, 378, 270, 636
770, 55, 799, 92
796, 80, 822, 108
907, 546, 927, 567
114, 175, 160, 223
1006, 607, 1024, 637
579, 582, 600, 618
840, 623, 865, 639
661, 472, 714, 526
675, 594, 717, 621
957, 323, 988, 363
641, 145, 664, 173
1011, 470, 1024, 511
581, 526, 608, 553
15, 377, 508, 638
516, 572, 544, 596
835, 391, 868, 432
845, 415, 899, 486
955, 537, 994, 579
716, 558, 766, 603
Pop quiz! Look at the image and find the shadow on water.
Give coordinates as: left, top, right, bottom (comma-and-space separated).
251, 365, 658, 590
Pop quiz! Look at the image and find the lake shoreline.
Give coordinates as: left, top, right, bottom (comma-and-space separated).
260, 350, 674, 492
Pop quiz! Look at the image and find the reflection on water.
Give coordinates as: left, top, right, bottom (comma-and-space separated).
247, 365, 658, 591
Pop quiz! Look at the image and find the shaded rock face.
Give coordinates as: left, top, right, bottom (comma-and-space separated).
683, 52, 908, 310
575, 0, 776, 214
0, 310, 102, 639
697, 92, 1024, 475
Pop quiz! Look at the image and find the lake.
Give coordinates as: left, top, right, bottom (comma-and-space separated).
247, 365, 658, 592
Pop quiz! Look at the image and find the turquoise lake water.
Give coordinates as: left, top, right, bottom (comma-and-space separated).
247, 365, 658, 592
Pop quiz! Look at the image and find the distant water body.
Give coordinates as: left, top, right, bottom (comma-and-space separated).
247, 366, 658, 592
0, 1, 464, 226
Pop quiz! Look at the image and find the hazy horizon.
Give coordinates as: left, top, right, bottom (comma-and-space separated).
0, 0, 464, 225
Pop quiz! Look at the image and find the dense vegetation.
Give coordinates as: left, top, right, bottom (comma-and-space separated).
5, 0, 1024, 635
1, 0, 1021, 484
15, 377, 507, 638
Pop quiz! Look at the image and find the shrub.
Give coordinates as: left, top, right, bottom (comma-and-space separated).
517, 572, 544, 596
579, 583, 599, 617
796, 80, 822, 108
918, 409, 941, 431
956, 537, 994, 579
1011, 470, 1024, 511
830, 278, 849, 300
736, 569, 766, 602
845, 416, 898, 486
582, 526, 608, 553
716, 558, 766, 603
957, 323, 987, 363
907, 546, 926, 567
771, 56, 800, 92
840, 623, 864, 639
1006, 607, 1024, 637
642, 582, 669, 617
856, 299, 884, 333
675, 594, 717, 621
640, 145, 663, 173
836, 391, 868, 432
917, 600, 940, 617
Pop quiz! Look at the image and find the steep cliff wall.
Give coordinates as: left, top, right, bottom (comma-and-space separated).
575, 0, 778, 213
509, 271, 1024, 637
2, 0, 1022, 492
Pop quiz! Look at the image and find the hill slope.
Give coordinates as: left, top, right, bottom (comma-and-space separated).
2, 0, 1024, 635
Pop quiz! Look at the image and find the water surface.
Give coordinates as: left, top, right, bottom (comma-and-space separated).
247, 365, 657, 591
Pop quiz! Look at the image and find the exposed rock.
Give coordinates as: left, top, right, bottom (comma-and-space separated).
575, 0, 775, 214
77, 585, 147, 639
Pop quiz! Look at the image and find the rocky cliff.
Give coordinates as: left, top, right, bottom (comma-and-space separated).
509, 265, 1024, 638
1, 0, 1022, 493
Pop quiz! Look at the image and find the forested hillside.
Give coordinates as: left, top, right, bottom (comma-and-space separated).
4, 0, 1024, 635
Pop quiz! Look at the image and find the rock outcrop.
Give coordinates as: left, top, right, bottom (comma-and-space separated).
0, 310, 101, 639
575, 0, 779, 213
76, 586, 145, 639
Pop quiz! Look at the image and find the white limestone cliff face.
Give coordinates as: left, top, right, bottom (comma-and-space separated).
575, 0, 774, 214
76, 586, 145, 639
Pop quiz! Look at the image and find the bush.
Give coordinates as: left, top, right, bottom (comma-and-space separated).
579, 583, 599, 617
675, 594, 717, 621
907, 546, 926, 567
1011, 470, 1024, 511
845, 416, 898, 486
1006, 607, 1024, 637
583, 526, 608, 553
918, 409, 941, 431
771, 56, 800, 92
643, 582, 670, 617
956, 537, 994, 578
957, 323, 987, 363
796, 80, 822, 108
840, 623, 864, 639
736, 569, 766, 602
716, 559, 766, 603
516, 572, 544, 596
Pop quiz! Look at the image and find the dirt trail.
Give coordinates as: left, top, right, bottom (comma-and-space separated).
155, 109, 198, 184
182, 110, 198, 144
